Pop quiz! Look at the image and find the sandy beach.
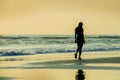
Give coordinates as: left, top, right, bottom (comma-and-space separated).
0, 51, 120, 80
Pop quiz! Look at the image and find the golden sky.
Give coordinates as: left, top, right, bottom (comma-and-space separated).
0, 0, 120, 34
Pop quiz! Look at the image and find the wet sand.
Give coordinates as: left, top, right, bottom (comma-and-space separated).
0, 52, 120, 80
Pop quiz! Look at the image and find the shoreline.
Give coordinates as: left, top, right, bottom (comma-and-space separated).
0, 51, 120, 70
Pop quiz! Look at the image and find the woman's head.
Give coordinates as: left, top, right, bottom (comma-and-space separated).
79, 22, 83, 26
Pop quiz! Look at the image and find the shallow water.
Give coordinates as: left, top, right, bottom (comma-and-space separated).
0, 35, 120, 56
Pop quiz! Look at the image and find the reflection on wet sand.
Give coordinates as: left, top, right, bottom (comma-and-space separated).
76, 70, 85, 80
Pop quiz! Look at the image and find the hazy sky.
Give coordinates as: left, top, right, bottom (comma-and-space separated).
0, 0, 120, 34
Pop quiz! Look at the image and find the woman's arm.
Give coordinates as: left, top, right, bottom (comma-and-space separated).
75, 29, 77, 43
83, 30, 85, 44
75, 34, 77, 43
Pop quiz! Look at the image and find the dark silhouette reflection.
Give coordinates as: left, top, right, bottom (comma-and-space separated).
75, 70, 85, 80
75, 22, 85, 60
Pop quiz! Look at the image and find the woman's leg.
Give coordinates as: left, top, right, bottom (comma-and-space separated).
75, 43, 79, 58
78, 44, 83, 60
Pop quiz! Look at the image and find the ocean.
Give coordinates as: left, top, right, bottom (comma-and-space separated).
0, 35, 120, 56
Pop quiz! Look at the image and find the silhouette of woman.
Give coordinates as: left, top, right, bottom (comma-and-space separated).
75, 70, 85, 80
75, 22, 85, 60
